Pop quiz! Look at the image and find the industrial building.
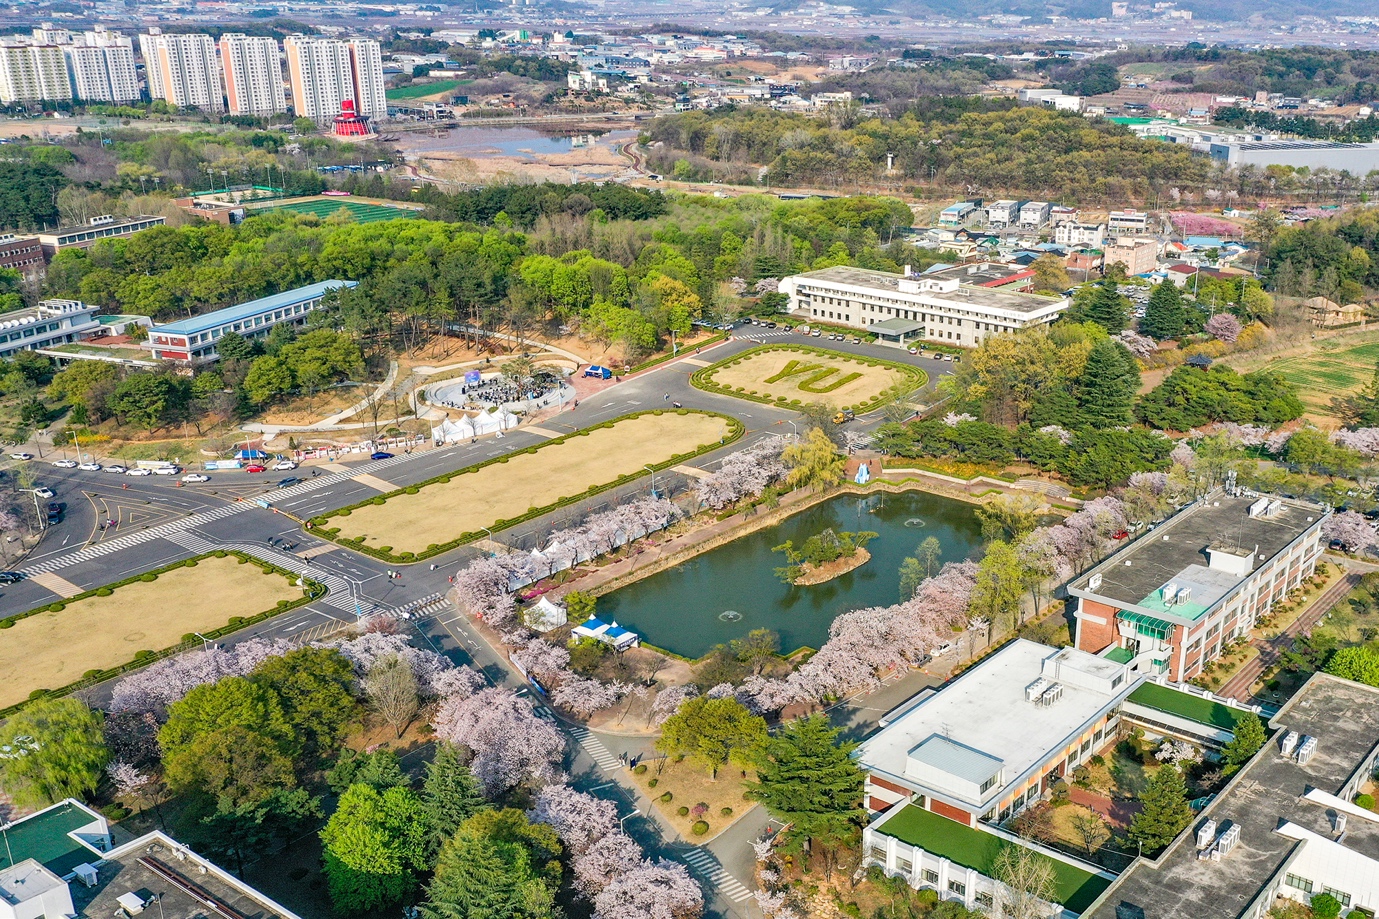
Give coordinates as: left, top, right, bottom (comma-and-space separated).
1209, 139, 1379, 173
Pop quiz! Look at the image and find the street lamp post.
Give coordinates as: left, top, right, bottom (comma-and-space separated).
787, 421, 798, 441
644, 465, 657, 498
192, 632, 214, 652
620, 809, 641, 832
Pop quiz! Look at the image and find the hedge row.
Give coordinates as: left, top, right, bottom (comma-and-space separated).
626, 331, 729, 375
690, 344, 927, 414
309, 408, 745, 564
0, 551, 326, 718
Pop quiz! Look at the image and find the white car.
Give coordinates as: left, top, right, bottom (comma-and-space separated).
34, 487, 54, 499
104, 465, 127, 474
152, 466, 181, 475
930, 641, 955, 657
8, 452, 32, 460
181, 473, 210, 483
272, 460, 298, 471
125, 468, 152, 476
52, 459, 77, 468
78, 462, 102, 471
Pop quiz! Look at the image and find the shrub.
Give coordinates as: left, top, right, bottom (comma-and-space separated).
677, 806, 690, 816
721, 806, 733, 817
48, 603, 65, 612
95, 588, 113, 596
140, 573, 157, 581
648, 778, 658, 788
100, 804, 131, 821
28, 688, 47, 699
213, 549, 227, 557
133, 650, 155, 661
0, 620, 13, 629
660, 791, 673, 802
184, 559, 197, 567
1357, 793, 1376, 811
691, 820, 710, 836
633, 763, 648, 775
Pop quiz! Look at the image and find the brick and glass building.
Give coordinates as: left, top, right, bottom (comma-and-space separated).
0, 233, 45, 288
777, 265, 1068, 349
144, 280, 355, 363
1069, 490, 1328, 683
36, 215, 166, 257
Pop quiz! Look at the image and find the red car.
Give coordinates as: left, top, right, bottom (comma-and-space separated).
245, 464, 267, 473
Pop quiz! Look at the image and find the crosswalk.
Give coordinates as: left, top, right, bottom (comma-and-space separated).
19, 502, 252, 575
735, 328, 794, 343
680, 847, 753, 902
569, 726, 622, 771
390, 592, 449, 619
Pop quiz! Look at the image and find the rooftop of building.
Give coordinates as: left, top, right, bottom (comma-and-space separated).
1086, 673, 1379, 919
1125, 681, 1258, 732
856, 640, 1133, 803
38, 215, 164, 238
874, 804, 1113, 912
150, 280, 357, 336
787, 265, 1064, 314
925, 262, 1035, 286
71, 832, 300, 919
1069, 491, 1326, 624
0, 859, 66, 905
0, 800, 107, 876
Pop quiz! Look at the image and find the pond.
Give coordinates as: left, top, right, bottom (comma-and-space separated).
597, 490, 985, 660
395, 127, 633, 161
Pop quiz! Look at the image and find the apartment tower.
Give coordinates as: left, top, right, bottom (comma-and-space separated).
139, 29, 222, 112
63, 28, 138, 103
0, 41, 71, 103
218, 33, 285, 116
284, 36, 385, 123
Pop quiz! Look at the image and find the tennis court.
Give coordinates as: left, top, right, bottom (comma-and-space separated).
261, 198, 424, 223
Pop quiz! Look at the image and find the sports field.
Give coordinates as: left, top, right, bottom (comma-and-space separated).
698, 345, 925, 410
263, 197, 424, 223
329, 412, 731, 555
386, 79, 465, 101
0, 556, 300, 708
1266, 336, 1379, 420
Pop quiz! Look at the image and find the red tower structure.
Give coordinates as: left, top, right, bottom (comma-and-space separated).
332, 99, 372, 137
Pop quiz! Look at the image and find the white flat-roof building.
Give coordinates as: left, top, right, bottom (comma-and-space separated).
778, 265, 1069, 349
985, 199, 1021, 228
1018, 201, 1051, 228
0, 299, 102, 359
1055, 222, 1107, 248
36, 214, 166, 257
1107, 208, 1152, 236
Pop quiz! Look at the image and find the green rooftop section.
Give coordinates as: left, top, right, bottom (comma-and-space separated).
875, 805, 1112, 914
1136, 589, 1210, 622
46, 342, 154, 362
0, 801, 102, 876
1107, 116, 1168, 125
1105, 646, 1135, 664
257, 199, 424, 224
1127, 682, 1251, 732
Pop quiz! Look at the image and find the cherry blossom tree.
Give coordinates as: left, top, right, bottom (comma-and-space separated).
1324, 511, 1376, 553
1170, 213, 1239, 237
1170, 442, 1196, 469
432, 686, 566, 796
1332, 428, 1379, 457
511, 638, 571, 681
943, 412, 976, 426
1038, 425, 1072, 445
754, 277, 780, 294
528, 783, 618, 854
593, 859, 704, 919
103, 710, 161, 767
330, 631, 455, 696
1215, 423, 1271, 447
553, 676, 627, 716
106, 761, 149, 797
697, 437, 786, 511
650, 683, 699, 726
1264, 429, 1294, 454
452, 554, 534, 627
573, 832, 645, 897
1118, 330, 1157, 359
107, 637, 295, 715
1155, 740, 1199, 765
1204, 313, 1242, 343
429, 666, 486, 700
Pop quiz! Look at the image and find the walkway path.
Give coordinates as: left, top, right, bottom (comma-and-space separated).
1218, 565, 1360, 702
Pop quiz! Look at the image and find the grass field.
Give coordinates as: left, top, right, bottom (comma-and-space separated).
386, 79, 464, 101
1249, 334, 1379, 420
329, 412, 731, 555
261, 198, 424, 224
700, 345, 924, 410
0, 556, 300, 708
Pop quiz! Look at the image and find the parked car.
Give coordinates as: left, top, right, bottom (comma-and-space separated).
152, 466, 180, 475
0, 571, 24, 584
52, 459, 77, 468
104, 465, 127, 474
276, 476, 303, 488
125, 468, 152, 476
244, 464, 267, 474
370, 451, 394, 460
34, 486, 54, 499
931, 641, 955, 657
78, 462, 102, 471
272, 460, 298, 471
181, 473, 210, 483
46, 502, 62, 523
811, 329, 821, 337
8, 452, 32, 460
908, 346, 919, 354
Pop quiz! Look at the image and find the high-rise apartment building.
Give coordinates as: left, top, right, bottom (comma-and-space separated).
284, 36, 385, 123
0, 41, 71, 103
63, 28, 138, 103
218, 33, 285, 116
139, 29, 222, 112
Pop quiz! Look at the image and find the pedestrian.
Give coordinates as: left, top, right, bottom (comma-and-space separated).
663, 393, 669, 401
449, 575, 455, 584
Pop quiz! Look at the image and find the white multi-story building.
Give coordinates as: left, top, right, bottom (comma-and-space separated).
1054, 222, 1107, 248
284, 36, 385, 123
139, 29, 222, 112
1018, 200, 1051, 228
778, 265, 1069, 350
218, 33, 285, 116
0, 299, 102, 359
62, 29, 138, 103
985, 199, 1021, 228
1107, 208, 1152, 236
0, 40, 71, 103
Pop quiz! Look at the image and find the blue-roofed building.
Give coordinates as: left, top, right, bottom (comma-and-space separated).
571, 617, 640, 651
145, 280, 357, 364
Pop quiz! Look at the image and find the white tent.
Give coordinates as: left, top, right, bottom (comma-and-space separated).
432, 417, 476, 444
472, 408, 519, 435
524, 596, 568, 633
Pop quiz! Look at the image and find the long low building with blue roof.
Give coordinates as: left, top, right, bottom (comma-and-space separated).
145, 280, 357, 364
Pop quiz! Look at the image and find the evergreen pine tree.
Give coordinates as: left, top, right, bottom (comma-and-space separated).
1127, 765, 1193, 855
1083, 281, 1131, 333
1142, 280, 1186, 340
745, 715, 864, 852
422, 742, 485, 842
1075, 339, 1138, 428
1334, 362, 1379, 428
1221, 713, 1266, 768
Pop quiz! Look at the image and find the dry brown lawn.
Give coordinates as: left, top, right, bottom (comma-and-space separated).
632, 755, 756, 842
0, 556, 300, 707
258, 385, 369, 426
333, 412, 729, 554
709, 349, 909, 408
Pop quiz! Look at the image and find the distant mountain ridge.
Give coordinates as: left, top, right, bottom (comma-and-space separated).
800, 0, 1377, 22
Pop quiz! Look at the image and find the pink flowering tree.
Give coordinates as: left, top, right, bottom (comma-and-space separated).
553, 676, 627, 717
696, 437, 786, 511
432, 686, 566, 796
1118, 329, 1157, 359
511, 638, 571, 681
593, 859, 704, 919
573, 832, 645, 897
649, 683, 699, 726
1332, 428, 1379, 457
1324, 511, 1376, 554
528, 783, 618, 854
106, 761, 149, 797
1204, 313, 1242, 343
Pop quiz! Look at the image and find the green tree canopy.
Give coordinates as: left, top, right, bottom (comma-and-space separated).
746, 715, 864, 855
1075, 338, 1139, 428
321, 783, 431, 913
1141, 280, 1186, 341
657, 696, 768, 779
423, 809, 561, 919
1324, 646, 1379, 687
251, 647, 359, 761
421, 741, 486, 843
1221, 713, 1267, 768
1127, 765, 1193, 855
0, 699, 107, 808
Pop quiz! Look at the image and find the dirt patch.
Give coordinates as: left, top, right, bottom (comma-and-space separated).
0, 556, 300, 707
791, 548, 871, 586
257, 385, 369, 426
706, 348, 913, 409
330, 412, 730, 554
632, 755, 756, 843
